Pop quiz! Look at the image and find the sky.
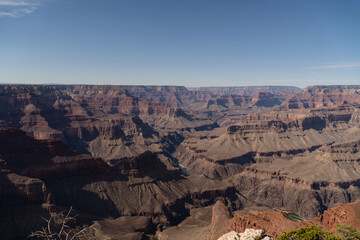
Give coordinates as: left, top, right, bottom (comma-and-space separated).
0, 0, 359, 88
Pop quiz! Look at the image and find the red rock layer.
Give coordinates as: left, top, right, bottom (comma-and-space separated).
219, 201, 360, 239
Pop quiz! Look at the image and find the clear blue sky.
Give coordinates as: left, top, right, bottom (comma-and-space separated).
0, 0, 359, 88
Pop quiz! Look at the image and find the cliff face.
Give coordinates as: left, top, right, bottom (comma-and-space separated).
282, 85, 360, 109
58, 85, 183, 115
199, 92, 288, 110
122, 85, 190, 104
0, 85, 85, 141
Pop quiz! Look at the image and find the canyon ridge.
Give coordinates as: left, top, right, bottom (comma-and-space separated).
1, 84, 360, 239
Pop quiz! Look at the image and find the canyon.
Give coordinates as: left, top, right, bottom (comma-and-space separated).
1, 84, 360, 239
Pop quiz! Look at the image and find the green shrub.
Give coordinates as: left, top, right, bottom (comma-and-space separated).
278, 225, 340, 240
336, 225, 360, 240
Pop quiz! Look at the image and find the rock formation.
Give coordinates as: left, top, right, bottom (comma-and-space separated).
217, 229, 273, 240
1, 84, 360, 239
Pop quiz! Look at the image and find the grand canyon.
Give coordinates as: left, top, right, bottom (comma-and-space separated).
1, 84, 360, 239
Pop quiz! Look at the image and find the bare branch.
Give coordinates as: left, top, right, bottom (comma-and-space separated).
28, 207, 98, 240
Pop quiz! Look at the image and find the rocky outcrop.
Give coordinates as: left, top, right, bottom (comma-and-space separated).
208, 201, 233, 240
160, 200, 360, 240
204, 95, 252, 110
315, 201, 360, 232
212, 200, 360, 239
217, 229, 273, 240
250, 92, 284, 107
223, 209, 310, 239
94, 216, 153, 240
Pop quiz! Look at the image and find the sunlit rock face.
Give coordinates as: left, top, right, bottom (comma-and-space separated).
217, 229, 273, 240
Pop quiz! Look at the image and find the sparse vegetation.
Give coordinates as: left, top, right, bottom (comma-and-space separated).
28, 207, 98, 240
336, 225, 360, 240
278, 225, 340, 240
278, 225, 360, 240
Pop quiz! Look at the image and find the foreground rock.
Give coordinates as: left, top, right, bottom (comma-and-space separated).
226, 201, 360, 239
218, 229, 272, 240
94, 216, 152, 240
159, 200, 360, 240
